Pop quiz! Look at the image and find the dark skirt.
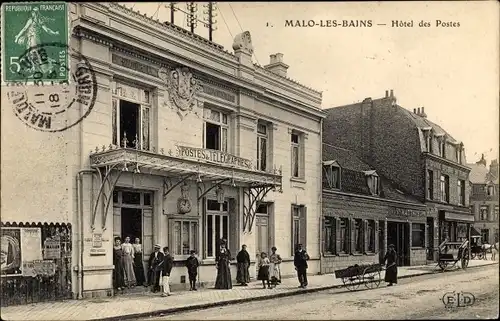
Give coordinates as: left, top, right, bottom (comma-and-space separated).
113, 253, 125, 289
257, 265, 270, 281
236, 262, 250, 284
384, 265, 398, 284
215, 261, 232, 289
133, 254, 146, 286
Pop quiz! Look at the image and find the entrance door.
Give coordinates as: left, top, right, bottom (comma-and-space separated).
378, 220, 385, 264
387, 222, 410, 266
426, 217, 434, 261
121, 208, 142, 242
255, 215, 269, 255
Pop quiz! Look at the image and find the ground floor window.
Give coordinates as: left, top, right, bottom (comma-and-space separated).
170, 219, 198, 256
354, 219, 363, 253
205, 199, 229, 258
323, 217, 335, 254
367, 220, 375, 252
481, 229, 489, 244
412, 223, 425, 248
340, 218, 349, 253
291, 205, 307, 254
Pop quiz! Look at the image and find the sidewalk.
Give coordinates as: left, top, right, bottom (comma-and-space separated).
1, 260, 497, 321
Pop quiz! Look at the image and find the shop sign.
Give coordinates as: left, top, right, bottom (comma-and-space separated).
43, 239, 61, 260
203, 85, 236, 103
92, 233, 103, 248
90, 248, 106, 256
112, 54, 159, 78
176, 145, 252, 169
389, 207, 426, 219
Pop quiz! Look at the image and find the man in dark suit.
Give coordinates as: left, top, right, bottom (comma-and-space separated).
161, 247, 174, 297
148, 244, 164, 292
294, 243, 310, 288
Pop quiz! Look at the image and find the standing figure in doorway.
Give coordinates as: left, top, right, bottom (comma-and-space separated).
269, 246, 283, 288
186, 250, 199, 291
384, 244, 398, 286
121, 236, 136, 287
113, 237, 126, 292
236, 244, 250, 286
148, 244, 164, 292
215, 239, 232, 289
294, 244, 310, 288
133, 238, 146, 286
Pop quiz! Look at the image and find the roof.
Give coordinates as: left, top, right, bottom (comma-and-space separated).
400, 106, 458, 143
467, 163, 490, 184
322, 143, 422, 204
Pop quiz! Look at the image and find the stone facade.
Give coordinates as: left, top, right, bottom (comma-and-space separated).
1, 2, 325, 301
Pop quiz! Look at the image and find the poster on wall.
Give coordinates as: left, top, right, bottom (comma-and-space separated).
1, 228, 22, 277
21, 228, 43, 276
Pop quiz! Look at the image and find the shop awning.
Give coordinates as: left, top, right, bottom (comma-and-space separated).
88, 146, 283, 233
470, 227, 481, 238
444, 211, 475, 223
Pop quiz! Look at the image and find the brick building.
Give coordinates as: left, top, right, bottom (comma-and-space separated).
1, 3, 325, 304
468, 155, 499, 244
323, 90, 472, 264
321, 144, 427, 272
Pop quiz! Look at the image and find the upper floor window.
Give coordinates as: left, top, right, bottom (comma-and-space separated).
365, 171, 380, 195
494, 206, 499, 221
456, 145, 463, 164
323, 161, 341, 189
424, 129, 433, 153
256, 121, 269, 171
438, 139, 446, 157
203, 108, 228, 152
112, 83, 151, 150
290, 131, 304, 179
427, 170, 434, 200
440, 174, 450, 203
487, 185, 495, 196
480, 205, 489, 221
457, 179, 465, 206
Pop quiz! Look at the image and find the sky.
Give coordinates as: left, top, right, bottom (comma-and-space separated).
121, 1, 499, 165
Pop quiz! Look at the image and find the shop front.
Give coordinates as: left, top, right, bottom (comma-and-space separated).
81, 144, 282, 296
438, 210, 474, 243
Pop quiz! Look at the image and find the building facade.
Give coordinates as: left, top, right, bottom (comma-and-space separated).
321, 144, 427, 273
1, 2, 325, 304
323, 90, 472, 264
469, 155, 499, 244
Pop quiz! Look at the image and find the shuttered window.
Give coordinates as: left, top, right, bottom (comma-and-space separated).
291, 205, 307, 255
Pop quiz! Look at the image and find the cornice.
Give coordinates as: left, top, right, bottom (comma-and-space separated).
424, 152, 471, 172
323, 189, 426, 209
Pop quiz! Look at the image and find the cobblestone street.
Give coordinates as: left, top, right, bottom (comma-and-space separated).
145, 263, 499, 320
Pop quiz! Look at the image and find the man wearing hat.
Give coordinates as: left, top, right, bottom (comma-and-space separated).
148, 244, 164, 292
383, 244, 398, 286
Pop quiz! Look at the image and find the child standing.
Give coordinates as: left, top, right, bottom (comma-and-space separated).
185, 250, 199, 291
257, 252, 271, 289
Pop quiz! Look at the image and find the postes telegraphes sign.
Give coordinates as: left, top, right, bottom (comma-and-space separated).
176, 145, 252, 170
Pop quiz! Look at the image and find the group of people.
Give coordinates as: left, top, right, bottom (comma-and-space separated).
112, 236, 147, 290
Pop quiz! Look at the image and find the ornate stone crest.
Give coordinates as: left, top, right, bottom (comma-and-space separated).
232, 31, 254, 55
160, 66, 203, 119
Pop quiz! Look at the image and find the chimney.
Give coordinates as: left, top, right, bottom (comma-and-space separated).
476, 154, 487, 166
390, 89, 394, 97
420, 107, 427, 118
264, 53, 289, 77
417, 107, 420, 114
413, 108, 416, 113
385, 90, 389, 98
490, 159, 499, 178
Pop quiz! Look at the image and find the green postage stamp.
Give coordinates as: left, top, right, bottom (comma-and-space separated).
2, 2, 68, 84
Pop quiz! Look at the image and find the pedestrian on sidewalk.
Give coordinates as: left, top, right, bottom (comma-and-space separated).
492, 242, 498, 261
269, 246, 282, 288
132, 238, 147, 287
122, 236, 136, 288
236, 244, 250, 286
148, 244, 164, 293
113, 237, 126, 292
215, 239, 232, 289
185, 250, 199, 291
161, 247, 174, 297
384, 244, 398, 286
294, 244, 310, 288
257, 252, 271, 289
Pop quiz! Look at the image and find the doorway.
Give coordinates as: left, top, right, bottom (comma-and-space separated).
121, 207, 142, 242
426, 217, 434, 261
378, 220, 385, 264
387, 221, 410, 266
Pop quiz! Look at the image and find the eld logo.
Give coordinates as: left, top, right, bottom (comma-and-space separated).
442, 291, 475, 309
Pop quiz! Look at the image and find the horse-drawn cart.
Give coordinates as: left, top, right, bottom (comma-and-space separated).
437, 239, 470, 271
334, 263, 383, 291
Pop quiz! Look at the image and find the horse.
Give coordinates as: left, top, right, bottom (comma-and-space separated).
491, 242, 499, 261
480, 243, 494, 260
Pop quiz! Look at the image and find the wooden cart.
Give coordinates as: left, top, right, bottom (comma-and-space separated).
334, 263, 383, 291
437, 239, 470, 271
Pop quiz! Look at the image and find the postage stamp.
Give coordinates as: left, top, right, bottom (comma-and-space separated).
5, 42, 97, 132
1, 2, 69, 84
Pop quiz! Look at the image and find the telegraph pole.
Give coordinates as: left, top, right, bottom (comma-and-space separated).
169, 2, 176, 24
204, 2, 218, 42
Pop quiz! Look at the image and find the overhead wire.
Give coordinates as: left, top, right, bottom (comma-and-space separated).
218, 5, 233, 40
152, 3, 161, 19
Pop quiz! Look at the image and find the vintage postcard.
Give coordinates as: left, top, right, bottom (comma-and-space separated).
1, 1, 498, 320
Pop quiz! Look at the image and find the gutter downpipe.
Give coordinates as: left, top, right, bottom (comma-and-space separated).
318, 118, 324, 274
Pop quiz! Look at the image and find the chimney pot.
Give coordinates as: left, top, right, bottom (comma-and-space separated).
417, 107, 421, 114
413, 108, 416, 113
385, 90, 389, 97
421, 107, 425, 114
390, 89, 394, 97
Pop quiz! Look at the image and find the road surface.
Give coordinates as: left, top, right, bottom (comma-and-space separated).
142, 264, 499, 320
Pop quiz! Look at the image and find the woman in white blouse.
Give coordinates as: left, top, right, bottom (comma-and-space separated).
121, 236, 136, 287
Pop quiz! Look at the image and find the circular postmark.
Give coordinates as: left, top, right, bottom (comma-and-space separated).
5, 42, 97, 132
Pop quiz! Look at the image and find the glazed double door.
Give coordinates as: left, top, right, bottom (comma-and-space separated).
387, 221, 410, 266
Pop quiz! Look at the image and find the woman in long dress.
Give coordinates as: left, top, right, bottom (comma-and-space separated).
132, 238, 146, 286
215, 240, 232, 289
384, 244, 398, 286
236, 244, 250, 286
269, 246, 282, 288
113, 237, 126, 292
121, 236, 136, 287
